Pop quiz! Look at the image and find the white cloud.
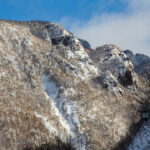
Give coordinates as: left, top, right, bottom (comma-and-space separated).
63, 0, 150, 56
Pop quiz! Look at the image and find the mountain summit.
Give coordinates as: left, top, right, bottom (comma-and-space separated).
0, 20, 150, 150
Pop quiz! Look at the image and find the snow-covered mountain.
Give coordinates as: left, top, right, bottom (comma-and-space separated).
0, 19, 149, 150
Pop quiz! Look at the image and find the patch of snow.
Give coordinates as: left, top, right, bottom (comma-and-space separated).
43, 79, 72, 136
128, 119, 150, 150
35, 112, 58, 135
67, 50, 75, 59
90, 62, 99, 72
43, 75, 59, 100
77, 61, 98, 80
25, 37, 33, 46
0, 72, 5, 77
74, 50, 88, 60
42, 74, 87, 150
6, 25, 19, 33
0, 72, 6, 79
63, 30, 70, 37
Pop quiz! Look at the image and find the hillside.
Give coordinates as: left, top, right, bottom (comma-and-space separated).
0, 19, 150, 150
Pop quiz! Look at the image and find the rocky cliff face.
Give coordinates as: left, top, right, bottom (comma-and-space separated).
0, 19, 150, 150
124, 50, 150, 83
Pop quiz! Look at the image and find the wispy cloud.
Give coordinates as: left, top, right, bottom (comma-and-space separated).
62, 0, 150, 56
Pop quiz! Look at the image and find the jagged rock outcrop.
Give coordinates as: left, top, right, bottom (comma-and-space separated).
124, 50, 150, 83
89, 44, 137, 95
0, 19, 150, 150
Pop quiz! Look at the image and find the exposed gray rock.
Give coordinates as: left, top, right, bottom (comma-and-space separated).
79, 39, 91, 49
95, 71, 118, 89
124, 50, 150, 82
90, 44, 136, 93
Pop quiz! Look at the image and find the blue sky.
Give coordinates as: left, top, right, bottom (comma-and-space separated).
0, 0, 127, 23
0, 0, 150, 56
